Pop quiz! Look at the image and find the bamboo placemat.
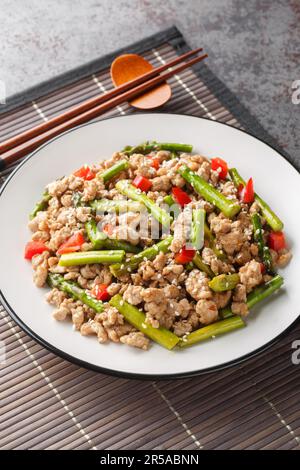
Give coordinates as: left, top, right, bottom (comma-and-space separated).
1, 27, 300, 451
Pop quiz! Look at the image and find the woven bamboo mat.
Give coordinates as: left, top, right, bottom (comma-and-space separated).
1, 27, 300, 450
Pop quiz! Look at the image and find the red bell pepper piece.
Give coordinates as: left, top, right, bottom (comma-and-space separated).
73, 165, 95, 180
57, 232, 85, 255
103, 224, 114, 236
260, 263, 266, 274
175, 246, 196, 264
237, 183, 244, 199
241, 177, 254, 203
24, 241, 49, 260
172, 187, 191, 207
148, 157, 160, 170
132, 175, 152, 192
211, 157, 228, 179
268, 231, 286, 251
90, 284, 110, 302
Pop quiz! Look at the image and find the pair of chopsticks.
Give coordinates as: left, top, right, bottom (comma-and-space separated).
0, 48, 207, 170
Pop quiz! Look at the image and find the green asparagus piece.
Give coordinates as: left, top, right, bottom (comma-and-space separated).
185, 262, 195, 272
122, 141, 193, 156
192, 252, 214, 278
59, 250, 125, 266
29, 191, 51, 219
247, 274, 284, 308
178, 316, 245, 348
85, 220, 141, 253
229, 168, 284, 232
85, 220, 107, 249
204, 222, 226, 260
99, 159, 129, 183
178, 165, 241, 218
163, 195, 180, 219
220, 274, 284, 319
90, 198, 144, 214
115, 180, 172, 228
191, 208, 205, 250
163, 194, 175, 206
110, 235, 173, 277
47, 273, 104, 312
209, 273, 240, 292
251, 213, 274, 273
109, 294, 180, 350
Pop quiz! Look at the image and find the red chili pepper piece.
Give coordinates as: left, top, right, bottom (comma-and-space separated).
132, 175, 152, 192
90, 284, 110, 302
57, 232, 85, 255
24, 241, 49, 260
268, 231, 286, 251
211, 157, 228, 179
73, 166, 95, 180
172, 187, 191, 207
175, 246, 196, 264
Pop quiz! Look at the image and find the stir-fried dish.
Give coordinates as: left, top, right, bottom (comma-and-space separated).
25, 141, 292, 351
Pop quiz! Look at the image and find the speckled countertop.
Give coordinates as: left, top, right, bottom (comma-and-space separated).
1, 0, 299, 159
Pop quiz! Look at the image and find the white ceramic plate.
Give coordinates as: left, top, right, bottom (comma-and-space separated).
0, 114, 299, 378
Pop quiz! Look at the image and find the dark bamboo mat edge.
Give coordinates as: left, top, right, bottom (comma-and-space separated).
0, 27, 180, 114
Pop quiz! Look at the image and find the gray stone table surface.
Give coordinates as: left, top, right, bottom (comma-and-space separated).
0, 0, 299, 160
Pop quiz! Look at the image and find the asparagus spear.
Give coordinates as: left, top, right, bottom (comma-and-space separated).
115, 180, 172, 228
59, 250, 125, 266
204, 222, 226, 260
85, 220, 141, 253
178, 165, 241, 218
110, 235, 173, 277
85, 220, 107, 249
99, 159, 129, 183
122, 141, 193, 156
229, 168, 284, 232
192, 252, 214, 278
109, 294, 180, 350
191, 208, 205, 250
209, 273, 240, 292
90, 199, 143, 214
163, 195, 175, 206
48, 273, 104, 312
29, 191, 51, 219
251, 213, 274, 273
220, 274, 284, 319
178, 316, 245, 348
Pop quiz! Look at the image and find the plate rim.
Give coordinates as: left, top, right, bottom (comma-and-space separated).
1, 113, 299, 380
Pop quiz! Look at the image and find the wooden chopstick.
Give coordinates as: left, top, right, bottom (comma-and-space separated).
0, 48, 203, 156
0, 51, 207, 169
